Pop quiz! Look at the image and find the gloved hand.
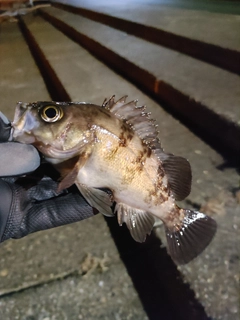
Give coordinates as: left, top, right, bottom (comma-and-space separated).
0, 112, 95, 243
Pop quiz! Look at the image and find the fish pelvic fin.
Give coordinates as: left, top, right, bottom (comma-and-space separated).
116, 203, 155, 242
76, 182, 114, 217
164, 206, 217, 265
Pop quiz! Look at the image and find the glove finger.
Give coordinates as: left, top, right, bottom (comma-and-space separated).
0, 112, 11, 142
0, 180, 13, 240
0, 142, 40, 177
26, 176, 66, 201
2, 191, 95, 241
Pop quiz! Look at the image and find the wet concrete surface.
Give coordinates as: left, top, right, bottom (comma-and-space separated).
0, 216, 148, 320
19, 14, 239, 204
39, 6, 240, 156
51, 2, 240, 77
52, 0, 240, 51
0, 22, 50, 119
41, 6, 240, 127
0, 268, 148, 320
157, 191, 240, 319
0, 2, 239, 319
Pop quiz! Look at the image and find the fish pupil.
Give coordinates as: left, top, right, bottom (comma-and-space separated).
40, 105, 63, 122
45, 107, 57, 119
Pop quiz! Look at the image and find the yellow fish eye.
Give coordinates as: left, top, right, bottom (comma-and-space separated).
40, 105, 63, 123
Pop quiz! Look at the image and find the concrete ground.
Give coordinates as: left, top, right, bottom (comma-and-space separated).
0, 22, 50, 118
52, 0, 240, 51
42, 6, 240, 123
0, 1, 239, 319
40, 4, 240, 156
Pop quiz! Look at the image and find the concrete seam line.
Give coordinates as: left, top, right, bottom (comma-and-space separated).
39, 9, 240, 157
53, 2, 240, 76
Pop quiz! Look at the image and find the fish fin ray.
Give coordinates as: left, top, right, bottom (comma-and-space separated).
108, 95, 128, 113
102, 95, 116, 109
165, 209, 217, 265
103, 95, 163, 152
76, 183, 114, 217
58, 166, 79, 191
116, 203, 155, 242
158, 153, 192, 201
57, 155, 89, 192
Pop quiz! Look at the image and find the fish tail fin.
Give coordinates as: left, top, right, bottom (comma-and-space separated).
164, 206, 217, 265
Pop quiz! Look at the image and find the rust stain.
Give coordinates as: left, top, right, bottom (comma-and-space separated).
154, 79, 159, 94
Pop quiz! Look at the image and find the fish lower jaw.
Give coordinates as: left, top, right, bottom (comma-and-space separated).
44, 156, 64, 164
12, 132, 36, 144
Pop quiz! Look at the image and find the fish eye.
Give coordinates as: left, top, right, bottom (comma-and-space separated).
40, 105, 63, 122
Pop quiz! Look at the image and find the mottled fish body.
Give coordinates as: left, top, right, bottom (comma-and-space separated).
11, 96, 217, 264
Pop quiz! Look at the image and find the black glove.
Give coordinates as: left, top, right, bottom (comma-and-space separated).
0, 112, 95, 243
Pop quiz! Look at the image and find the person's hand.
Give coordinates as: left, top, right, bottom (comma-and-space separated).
0, 111, 41, 176
0, 112, 95, 243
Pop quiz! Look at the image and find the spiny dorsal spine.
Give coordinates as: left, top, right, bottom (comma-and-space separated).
102, 95, 163, 154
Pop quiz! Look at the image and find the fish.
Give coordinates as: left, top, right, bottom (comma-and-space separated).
11, 96, 217, 264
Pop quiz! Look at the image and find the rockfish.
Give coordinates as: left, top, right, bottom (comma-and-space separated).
11, 96, 217, 264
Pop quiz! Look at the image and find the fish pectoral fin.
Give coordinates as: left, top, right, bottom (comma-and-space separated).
76, 183, 114, 217
164, 208, 217, 265
57, 154, 89, 192
57, 165, 79, 192
116, 203, 155, 242
160, 153, 192, 201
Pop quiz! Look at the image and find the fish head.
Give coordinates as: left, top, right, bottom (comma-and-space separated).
11, 101, 92, 160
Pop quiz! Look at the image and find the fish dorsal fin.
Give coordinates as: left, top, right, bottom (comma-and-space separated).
102, 95, 163, 150
115, 202, 155, 242
156, 152, 192, 201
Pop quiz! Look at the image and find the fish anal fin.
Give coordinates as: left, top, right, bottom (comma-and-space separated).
76, 183, 114, 217
160, 153, 192, 201
165, 208, 217, 265
116, 203, 155, 242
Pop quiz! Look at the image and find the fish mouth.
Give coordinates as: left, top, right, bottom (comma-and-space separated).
11, 119, 35, 144
11, 124, 37, 144
11, 103, 38, 144
8, 125, 14, 142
